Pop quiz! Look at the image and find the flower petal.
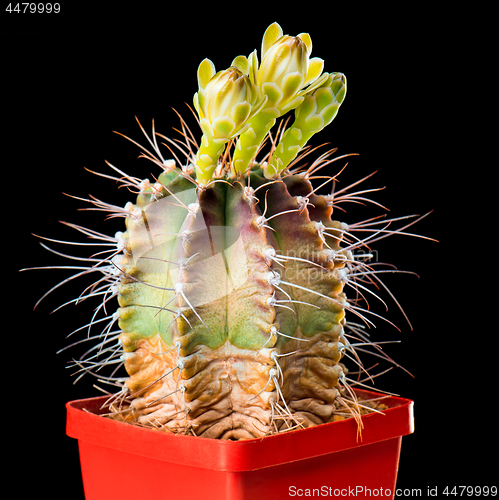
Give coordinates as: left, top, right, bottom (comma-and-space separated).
281, 72, 305, 102
299, 72, 329, 97
212, 116, 236, 138
231, 55, 249, 75
280, 95, 304, 114
297, 32, 312, 55
304, 57, 324, 87
248, 49, 259, 85
197, 89, 208, 118
197, 58, 216, 89
193, 92, 200, 115
230, 101, 252, 126
261, 81, 283, 104
261, 22, 283, 59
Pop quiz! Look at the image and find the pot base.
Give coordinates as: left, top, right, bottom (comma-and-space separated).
66, 389, 414, 499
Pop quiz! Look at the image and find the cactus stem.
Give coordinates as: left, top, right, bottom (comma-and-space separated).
255, 190, 301, 229
268, 272, 292, 302
258, 333, 276, 352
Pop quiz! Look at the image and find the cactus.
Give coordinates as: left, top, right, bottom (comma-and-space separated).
25, 22, 433, 440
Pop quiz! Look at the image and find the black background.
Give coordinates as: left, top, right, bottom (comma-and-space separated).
5, 4, 492, 499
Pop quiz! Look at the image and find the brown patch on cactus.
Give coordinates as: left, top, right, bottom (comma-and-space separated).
112, 338, 280, 439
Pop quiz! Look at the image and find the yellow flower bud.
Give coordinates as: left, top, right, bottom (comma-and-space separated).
193, 62, 266, 185
231, 23, 328, 175
258, 35, 308, 91
252, 23, 328, 114
195, 66, 261, 142
256, 35, 308, 113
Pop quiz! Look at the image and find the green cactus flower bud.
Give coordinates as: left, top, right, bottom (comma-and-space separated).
193, 62, 264, 185
266, 72, 347, 178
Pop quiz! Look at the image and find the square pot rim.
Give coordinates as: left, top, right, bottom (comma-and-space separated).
66, 388, 414, 472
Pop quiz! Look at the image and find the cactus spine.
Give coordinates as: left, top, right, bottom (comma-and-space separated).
26, 22, 432, 440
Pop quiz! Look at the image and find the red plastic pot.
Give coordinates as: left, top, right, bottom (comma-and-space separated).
66, 389, 414, 499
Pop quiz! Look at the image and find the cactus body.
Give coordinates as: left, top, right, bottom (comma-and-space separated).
113, 168, 353, 438
25, 22, 433, 441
